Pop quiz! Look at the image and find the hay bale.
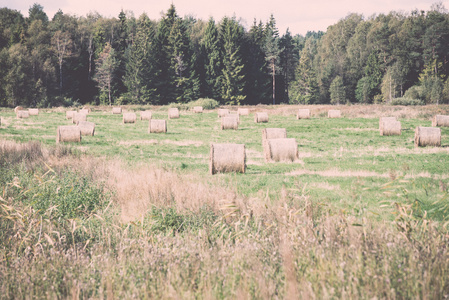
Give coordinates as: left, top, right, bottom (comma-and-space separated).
14, 106, 23, 114
168, 107, 180, 119
414, 126, 441, 147
140, 110, 152, 120
379, 117, 396, 134
123, 112, 137, 123
254, 112, 269, 123
432, 115, 449, 127
221, 116, 239, 130
209, 143, 246, 175
56, 126, 81, 143
17, 110, 29, 119
217, 109, 229, 117
297, 109, 310, 119
193, 106, 203, 113
72, 112, 87, 124
262, 128, 287, 140
238, 108, 250, 116
66, 110, 76, 119
112, 107, 122, 114
79, 108, 89, 115
148, 119, 167, 133
263, 138, 298, 162
328, 110, 341, 118
380, 119, 401, 136
28, 108, 39, 116
77, 121, 95, 136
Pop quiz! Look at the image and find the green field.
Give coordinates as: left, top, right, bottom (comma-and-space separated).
1, 104, 449, 298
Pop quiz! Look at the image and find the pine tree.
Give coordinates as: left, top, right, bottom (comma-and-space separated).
94, 42, 118, 105
201, 17, 222, 100
264, 14, 282, 104
330, 75, 346, 104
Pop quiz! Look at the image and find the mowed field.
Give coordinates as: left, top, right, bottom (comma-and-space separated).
1, 104, 449, 298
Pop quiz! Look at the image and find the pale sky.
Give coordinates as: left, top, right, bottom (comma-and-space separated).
2, 0, 448, 35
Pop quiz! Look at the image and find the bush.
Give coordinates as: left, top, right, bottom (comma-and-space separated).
391, 97, 425, 106
187, 98, 219, 110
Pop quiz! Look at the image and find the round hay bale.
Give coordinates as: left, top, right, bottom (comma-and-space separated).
28, 108, 39, 116
72, 112, 87, 124
217, 109, 229, 117
221, 116, 239, 130
380, 119, 401, 136
263, 138, 298, 162
262, 128, 287, 140
123, 112, 137, 123
414, 126, 441, 147
148, 119, 167, 133
432, 115, 449, 127
209, 143, 246, 175
79, 108, 89, 115
77, 121, 95, 136
81, 106, 91, 113
254, 112, 269, 123
297, 109, 310, 119
56, 126, 81, 143
168, 107, 180, 119
17, 110, 30, 119
238, 108, 249, 116
66, 110, 76, 119
328, 110, 341, 118
193, 106, 203, 113
112, 107, 122, 114
14, 106, 23, 114
379, 117, 396, 134
140, 110, 152, 120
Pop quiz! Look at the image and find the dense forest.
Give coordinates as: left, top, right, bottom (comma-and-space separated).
1, 2, 449, 107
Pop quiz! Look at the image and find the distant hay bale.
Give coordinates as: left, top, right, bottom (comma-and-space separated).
28, 108, 39, 116
432, 115, 449, 127
72, 112, 87, 124
415, 126, 441, 147
254, 112, 269, 123
328, 110, 341, 118
112, 107, 122, 114
229, 112, 240, 123
380, 120, 401, 136
140, 110, 152, 120
56, 126, 81, 143
262, 128, 287, 140
221, 116, 239, 130
123, 112, 137, 123
193, 106, 203, 113
77, 121, 95, 136
297, 109, 311, 119
263, 138, 298, 162
81, 106, 91, 113
17, 110, 30, 119
168, 107, 180, 119
209, 143, 246, 175
217, 109, 229, 117
379, 117, 396, 134
14, 106, 23, 114
148, 119, 167, 133
79, 108, 89, 115
238, 108, 249, 116
66, 110, 76, 119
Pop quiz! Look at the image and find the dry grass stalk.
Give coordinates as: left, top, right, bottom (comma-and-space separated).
66, 110, 76, 119
148, 119, 167, 133
193, 106, 203, 113
72, 112, 87, 124
221, 116, 239, 130
79, 108, 89, 115
255, 112, 269, 123
56, 125, 81, 143
380, 120, 401, 136
297, 109, 310, 119
209, 143, 246, 174
16, 110, 30, 119
414, 126, 441, 147
262, 128, 287, 140
328, 110, 341, 118
168, 108, 180, 119
432, 115, 449, 127
140, 110, 152, 120
263, 138, 298, 162
28, 108, 39, 116
217, 109, 229, 117
123, 112, 137, 123
238, 108, 250, 115
14, 106, 23, 114
77, 121, 95, 136
112, 107, 122, 114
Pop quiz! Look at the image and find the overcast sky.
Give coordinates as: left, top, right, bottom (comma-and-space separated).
2, 0, 448, 35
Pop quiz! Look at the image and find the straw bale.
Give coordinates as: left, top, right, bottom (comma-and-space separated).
254, 112, 269, 123
209, 143, 246, 175
17, 110, 29, 119
28, 108, 39, 116
66, 110, 76, 119
263, 138, 298, 162
379, 117, 396, 134
112, 107, 122, 114
380, 119, 401, 136
79, 108, 89, 115
432, 115, 449, 127
148, 119, 167, 133
221, 116, 239, 130
168, 107, 180, 119
77, 121, 95, 136
123, 112, 137, 123
14, 106, 23, 114
72, 112, 87, 124
217, 109, 229, 117
414, 126, 441, 147
297, 109, 310, 119
238, 108, 250, 115
81, 106, 91, 113
262, 128, 287, 140
328, 110, 341, 118
56, 126, 81, 143
140, 110, 152, 120
193, 106, 203, 113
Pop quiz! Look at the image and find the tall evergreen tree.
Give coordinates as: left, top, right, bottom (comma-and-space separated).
201, 17, 222, 100
264, 15, 282, 104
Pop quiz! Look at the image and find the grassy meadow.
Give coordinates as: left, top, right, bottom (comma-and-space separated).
1, 104, 449, 298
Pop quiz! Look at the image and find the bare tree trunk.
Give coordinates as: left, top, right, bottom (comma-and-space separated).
272, 60, 276, 105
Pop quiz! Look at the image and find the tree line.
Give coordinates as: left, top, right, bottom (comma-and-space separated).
1, 3, 449, 107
